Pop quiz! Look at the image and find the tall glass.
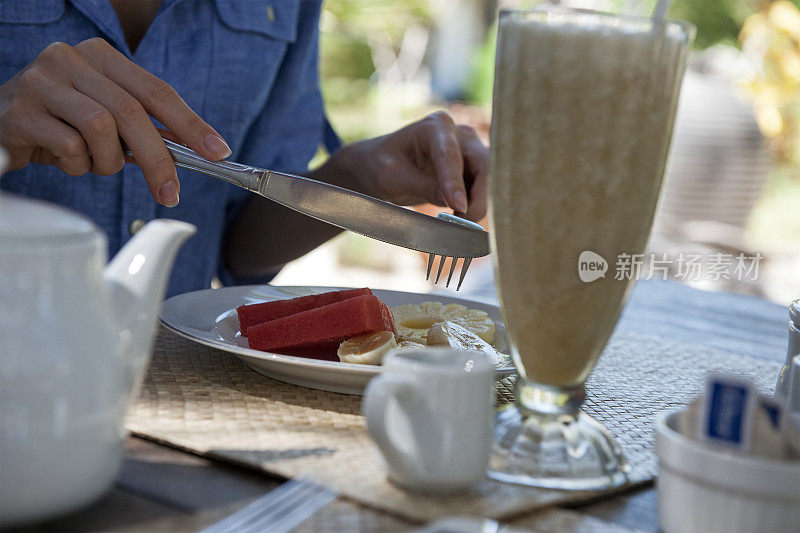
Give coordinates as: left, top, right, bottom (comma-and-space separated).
488, 9, 694, 490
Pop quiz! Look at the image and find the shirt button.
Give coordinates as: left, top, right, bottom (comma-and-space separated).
266, 5, 275, 22
129, 219, 146, 235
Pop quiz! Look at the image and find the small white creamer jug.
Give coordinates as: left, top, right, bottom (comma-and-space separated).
363, 348, 495, 494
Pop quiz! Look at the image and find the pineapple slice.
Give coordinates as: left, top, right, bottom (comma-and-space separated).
391, 301, 495, 345
396, 340, 427, 350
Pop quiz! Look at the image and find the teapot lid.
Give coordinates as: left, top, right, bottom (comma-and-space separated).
0, 192, 99, 247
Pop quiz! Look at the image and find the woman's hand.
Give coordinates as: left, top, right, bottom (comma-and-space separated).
324, 111, 488, 222
0, 38, 230, 206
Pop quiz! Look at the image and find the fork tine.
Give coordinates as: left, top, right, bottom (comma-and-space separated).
426, 253, 435, 281
434, 255, 446, 284
445, 257, 459, 287
456, 257, 473, 291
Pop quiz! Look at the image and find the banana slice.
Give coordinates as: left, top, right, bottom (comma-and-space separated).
426, 321, 502, 364
391, 301, 495, 345
337, 331, 396, 365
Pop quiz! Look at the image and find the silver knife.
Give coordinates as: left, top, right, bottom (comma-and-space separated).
126, 138, 489, 261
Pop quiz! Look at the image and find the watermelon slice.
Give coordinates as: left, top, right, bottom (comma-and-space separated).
378, 301, 397, 336
237, 288, 372, 336
247, 294, 396, 357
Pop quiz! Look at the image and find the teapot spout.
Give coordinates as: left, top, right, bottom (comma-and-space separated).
103, 220, 195, 398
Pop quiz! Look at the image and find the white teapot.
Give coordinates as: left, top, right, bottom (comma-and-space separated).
0, 153, 196, 526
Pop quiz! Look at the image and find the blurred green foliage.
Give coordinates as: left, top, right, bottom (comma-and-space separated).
320, 1, 432, 107
465, 22, 496, 106
668, 0, 758, 49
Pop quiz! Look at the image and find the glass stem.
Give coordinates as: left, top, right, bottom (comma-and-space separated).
515, 378, 586, 418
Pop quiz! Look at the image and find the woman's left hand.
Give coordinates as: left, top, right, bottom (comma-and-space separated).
323, 111, 488, 222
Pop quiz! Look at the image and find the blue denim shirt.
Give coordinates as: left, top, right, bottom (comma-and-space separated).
0, 0, 339, 296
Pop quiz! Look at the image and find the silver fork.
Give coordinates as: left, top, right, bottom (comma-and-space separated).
199, 478, 336, 533
426, 213, 484, 290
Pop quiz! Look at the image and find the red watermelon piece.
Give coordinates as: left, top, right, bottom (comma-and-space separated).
247, 294, 395, 357
378, 301, 397, 336
237, 288, 372, 336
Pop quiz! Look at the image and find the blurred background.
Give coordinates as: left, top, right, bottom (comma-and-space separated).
272, 0, 800, 306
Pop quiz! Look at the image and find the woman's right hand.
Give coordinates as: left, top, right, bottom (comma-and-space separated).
0, 37, 230, 206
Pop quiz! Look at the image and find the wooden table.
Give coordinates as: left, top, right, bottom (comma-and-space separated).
13, 280, 789, 532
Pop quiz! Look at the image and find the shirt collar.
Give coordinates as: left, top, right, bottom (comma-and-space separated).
67, 0, 184, 58
67, 0, 128, 55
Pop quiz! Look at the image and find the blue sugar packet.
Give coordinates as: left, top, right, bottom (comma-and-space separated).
699, 372, 757, 451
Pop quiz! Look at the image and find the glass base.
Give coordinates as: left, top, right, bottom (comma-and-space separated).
488, 382, 630, 490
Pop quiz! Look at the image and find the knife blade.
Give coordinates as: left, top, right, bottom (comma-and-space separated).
259, 170, 489, 257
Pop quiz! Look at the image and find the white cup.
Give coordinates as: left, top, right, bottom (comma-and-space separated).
363, 348, 495, 494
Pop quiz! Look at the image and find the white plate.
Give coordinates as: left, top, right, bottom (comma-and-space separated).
159, 285, 514, 395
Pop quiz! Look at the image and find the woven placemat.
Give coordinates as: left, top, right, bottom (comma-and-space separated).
126, 327, 779, 523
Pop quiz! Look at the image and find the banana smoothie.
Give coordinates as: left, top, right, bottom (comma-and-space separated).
489, 11, 691, 387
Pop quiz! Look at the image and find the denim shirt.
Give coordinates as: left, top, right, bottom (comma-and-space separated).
0, 0, 339, 296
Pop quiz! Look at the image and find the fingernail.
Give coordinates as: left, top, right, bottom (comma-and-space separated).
204, 134, 231, 159
452, 190, 468, 213
159, 179, 179, 207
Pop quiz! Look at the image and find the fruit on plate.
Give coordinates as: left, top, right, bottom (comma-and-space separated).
396, 340, 426, 350
237, 287, 372, 336
391, 301, 495, 345
426, 321, 502, 365
247, 294, 396, 355
337, 331, 396, 365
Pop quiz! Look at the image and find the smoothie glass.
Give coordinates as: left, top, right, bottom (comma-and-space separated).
487, 8, 694, 490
